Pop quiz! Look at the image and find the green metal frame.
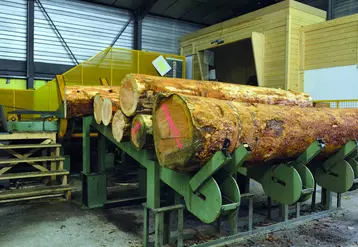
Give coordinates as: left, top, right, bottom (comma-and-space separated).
81, 116, 253, 246
238, 140, 324, 205
314, 140, 357, 193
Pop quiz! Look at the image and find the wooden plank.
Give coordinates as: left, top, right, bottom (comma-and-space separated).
0, 185, 71, 200
304, 21, 357, 37
0, 132, 56, 141
305, 48, 357, 61
0, 143, 61, 150
181, 12, 287, 51
0, 170, 69, 180
289, 0, 326, 18
305, 54, 357, 70
305, 24, 357, 41
0, 156, 65, 165
285, 10, 292, 90
305, 36, 357, 51
180, 1, 290, 42
305, 42, 357, 56
305, 31, 357, 46
0, 194, 62, 204
252, 32, 265, 86
301, 13, 358, 32
356, 22, 358, 65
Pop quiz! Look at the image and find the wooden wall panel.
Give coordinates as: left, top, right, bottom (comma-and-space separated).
289, 8, 326, 92
304, 20, 358, 70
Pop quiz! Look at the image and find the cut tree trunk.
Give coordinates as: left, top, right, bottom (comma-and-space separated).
101, 97, 121, 126
65, 86, 121, 119
153, 94, 358, 172
93, 95, 103, 124
112, 110, 130, 143
131, 114, 153, 150
120, 73, 313, 117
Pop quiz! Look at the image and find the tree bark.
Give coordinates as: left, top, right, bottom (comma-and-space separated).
120, 73, 313, 117
65, 86, 121, 119
112, 110, 130, 143
153, 94, 358, 172
131, 114, 153, 150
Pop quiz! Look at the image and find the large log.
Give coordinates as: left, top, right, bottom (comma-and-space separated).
153, 94, 358, 172
131, 114, 153, 150
119, 73, 313, 117
65, 86, 120, 119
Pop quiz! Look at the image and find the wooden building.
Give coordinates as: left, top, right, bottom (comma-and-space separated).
180, 0, 326, 92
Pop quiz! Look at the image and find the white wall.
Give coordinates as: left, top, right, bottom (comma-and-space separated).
304, 65, 358, 100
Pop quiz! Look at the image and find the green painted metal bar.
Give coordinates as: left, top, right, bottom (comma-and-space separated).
98, 133, 106, 173
82, 117, 92, 174
291, 139, 325, 167
224, 144, 251, 174
322, 140, 358, 171
189, 151, 229, 193
143, 206, 149, 247
178, 207, 184, 247
147, 161, 161, 209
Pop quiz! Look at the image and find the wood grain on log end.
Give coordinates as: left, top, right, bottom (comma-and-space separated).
93, 94, 103, 124
112, 110, 128, 143
120, 74, 139, 117
131, 114, 153, 150
102, 97, 113, 126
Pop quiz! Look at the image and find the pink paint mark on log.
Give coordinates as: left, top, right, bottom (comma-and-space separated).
162, 104, 183, 149
131, 122, 141, 136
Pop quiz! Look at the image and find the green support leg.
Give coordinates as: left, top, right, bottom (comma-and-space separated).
82, 117, 92, 174
279, 204, 289, 222
98, 133, 106, 173
155, 213, 164, 247
178, 207, 184, 247
228, 209, 238, 235
321, 188, 332, 210
147, 162, 160, 209
143, 206, 150, 247
248, 197, 253, 232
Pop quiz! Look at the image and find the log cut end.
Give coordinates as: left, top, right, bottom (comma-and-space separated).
131, 114, 153, 150
112, 110, 128, 143
120, 74, 138, 117
153, 94, 197, 171
102, 97, 113, 126
93, 94, 103, 124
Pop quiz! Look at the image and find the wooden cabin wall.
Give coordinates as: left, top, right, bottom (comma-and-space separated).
288, 8, 326, 92
302, 14, 358, 70
181, 0, 327, 91
300, 14, 358, 100
180, 2, 290, 89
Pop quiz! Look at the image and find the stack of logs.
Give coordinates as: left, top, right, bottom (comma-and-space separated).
66, 74, 358, 172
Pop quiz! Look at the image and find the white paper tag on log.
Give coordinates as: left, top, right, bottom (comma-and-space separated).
152, 55, 172, 76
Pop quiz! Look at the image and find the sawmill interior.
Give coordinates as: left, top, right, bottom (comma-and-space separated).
1, 0, 358, 246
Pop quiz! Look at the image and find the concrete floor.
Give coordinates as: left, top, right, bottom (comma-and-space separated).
1, 181, 358, 247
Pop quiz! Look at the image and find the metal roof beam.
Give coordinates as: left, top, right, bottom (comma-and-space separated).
135, 0, 160, 20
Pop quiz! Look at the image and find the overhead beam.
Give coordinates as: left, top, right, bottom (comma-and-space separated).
134, 13, 143, 50
135, 0, 160, 20
27, 0, 35, 89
